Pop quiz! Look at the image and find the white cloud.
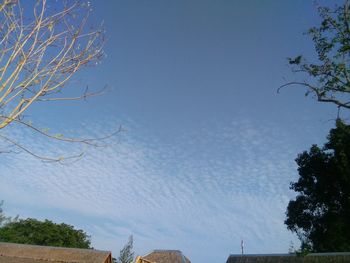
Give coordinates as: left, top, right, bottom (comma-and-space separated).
0, 117, 302, 262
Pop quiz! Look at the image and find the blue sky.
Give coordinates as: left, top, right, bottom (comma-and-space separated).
0, 1, 346, 263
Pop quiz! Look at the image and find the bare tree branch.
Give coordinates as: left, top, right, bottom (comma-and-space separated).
0, 133, 84, 164
0, 0, 118, 161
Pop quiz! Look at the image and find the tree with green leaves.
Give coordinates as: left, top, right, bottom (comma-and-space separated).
114, 235, 134, 263
280, 0, 350, 116
285, 120, 350, 252
0, 218, 91, 249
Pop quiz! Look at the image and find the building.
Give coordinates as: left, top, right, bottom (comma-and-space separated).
142, 250, 191, 263
0, 242, 112, 263
226, 253, 350, 263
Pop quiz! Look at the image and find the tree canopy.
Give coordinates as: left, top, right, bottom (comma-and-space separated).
281, 0, 350, 116
285, 120, 350, 252
0, 218, 91, 249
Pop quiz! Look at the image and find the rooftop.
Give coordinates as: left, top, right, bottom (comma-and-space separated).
143, 250, 191, 263
226, 253, 350, 263
0, 242, 112, 263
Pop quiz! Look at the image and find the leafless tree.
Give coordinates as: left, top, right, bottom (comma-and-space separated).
0, 0, 117, 163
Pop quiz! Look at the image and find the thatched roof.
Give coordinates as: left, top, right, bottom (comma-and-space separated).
226, 253, 350, 263
0, 242, 112, 263
142, 250, 190, 263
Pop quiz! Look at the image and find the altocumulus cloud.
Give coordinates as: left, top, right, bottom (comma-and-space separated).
0, 117, 304, 263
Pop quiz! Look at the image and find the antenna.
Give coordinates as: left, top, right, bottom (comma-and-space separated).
241, 240, 244, 255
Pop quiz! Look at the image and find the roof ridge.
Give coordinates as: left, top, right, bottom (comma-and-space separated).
150, 249, 182, 253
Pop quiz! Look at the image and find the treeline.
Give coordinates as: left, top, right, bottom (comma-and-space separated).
0, 203, 134, 263
0, 202, 90, 248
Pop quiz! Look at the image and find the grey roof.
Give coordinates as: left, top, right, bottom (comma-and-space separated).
143, 250, 190, 263
226, 253, 350, 263
0, 242, 111, 263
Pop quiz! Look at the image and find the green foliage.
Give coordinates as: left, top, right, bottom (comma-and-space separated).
0, 218, 91, 249
283, 1, 350, 112
285, 120, 350, 252
114, 235, 134, 263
